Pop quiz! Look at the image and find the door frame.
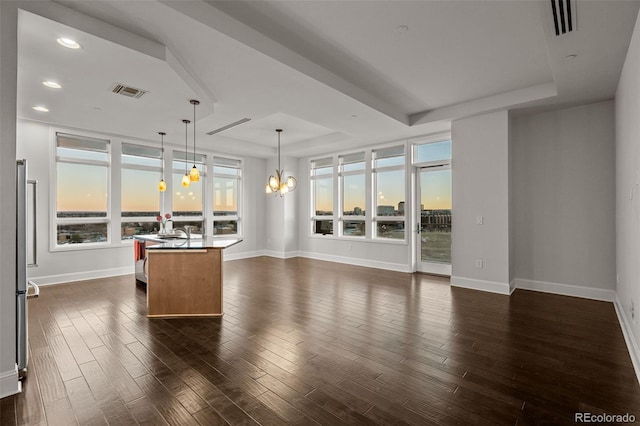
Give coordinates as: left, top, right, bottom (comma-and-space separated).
415, 164, 452, 276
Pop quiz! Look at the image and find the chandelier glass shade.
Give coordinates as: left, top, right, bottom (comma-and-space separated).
158, 131, 166, 192
182, 119, 191, 188
265, 129, 296, 196
189, 99, 200, 182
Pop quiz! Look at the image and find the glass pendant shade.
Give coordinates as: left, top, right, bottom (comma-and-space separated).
182, 173, 191, 188
158, 179, 166, 192
190, 165, 200, 182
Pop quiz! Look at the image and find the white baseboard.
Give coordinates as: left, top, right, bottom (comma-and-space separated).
450, 276, 512, 295
514, 278, 615, 302
614, 294, 640, 385
0, 365, 20, 399
30, 266, 134, 286
263, 250, 300, 259
224, 250, 265, 261
297, 251, 411, 273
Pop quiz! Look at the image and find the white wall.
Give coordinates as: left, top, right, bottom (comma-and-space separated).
511, 101, 616, 299
0, 0, 20, 398
615, 9, 640, 378
16, 119, 267, 282
451, 111, 511, 294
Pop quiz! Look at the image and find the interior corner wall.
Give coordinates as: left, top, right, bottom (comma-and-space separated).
451, 110, 511, 294
615, 7, 640, 376
511, 101, 616, 297
0, 0, 20, 398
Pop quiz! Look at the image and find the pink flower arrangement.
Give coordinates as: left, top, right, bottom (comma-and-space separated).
156, 213, 171, 225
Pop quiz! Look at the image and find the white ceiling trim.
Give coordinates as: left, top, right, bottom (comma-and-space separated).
410, 82, 558, 126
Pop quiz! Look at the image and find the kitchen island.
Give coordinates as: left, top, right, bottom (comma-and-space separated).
134, 235, 241, 318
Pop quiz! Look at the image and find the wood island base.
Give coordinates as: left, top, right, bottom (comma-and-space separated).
146, 248, 224, 318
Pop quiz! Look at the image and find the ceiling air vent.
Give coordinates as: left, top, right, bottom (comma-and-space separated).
550, 0, 576, 36
111, 83, 147, 99
206, 118, 252, 135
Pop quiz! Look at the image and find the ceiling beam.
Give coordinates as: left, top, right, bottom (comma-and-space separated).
159, 0, 410, 126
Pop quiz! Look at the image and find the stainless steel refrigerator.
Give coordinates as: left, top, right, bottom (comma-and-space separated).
16, 159, 38, 379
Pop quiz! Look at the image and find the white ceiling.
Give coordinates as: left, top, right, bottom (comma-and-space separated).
16, 0, 640, 158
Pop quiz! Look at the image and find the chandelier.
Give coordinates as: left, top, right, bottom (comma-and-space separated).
266, 129, 296, 196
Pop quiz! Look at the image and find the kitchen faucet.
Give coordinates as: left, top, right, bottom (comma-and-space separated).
173, 225, 193, 240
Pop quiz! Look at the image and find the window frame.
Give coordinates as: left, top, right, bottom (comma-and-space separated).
372, 144, 407, 241
212, 156, 242, 237
120, 142, 164, 241
171, 149, 206, 234
51, 130, 112, 251
338, 151, 366, 238
310, 156, 336, 236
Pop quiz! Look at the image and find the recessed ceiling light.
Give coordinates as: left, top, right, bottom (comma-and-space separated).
351, 114, 358, 118
42, 81, 61, 89
56, 37, 81, 49
564, 54, 578, 60
394, 25, 409, 34
32, 106, 49, 112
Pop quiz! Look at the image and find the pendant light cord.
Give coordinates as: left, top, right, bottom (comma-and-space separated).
160, 132, 165, 180
193, 102, 196, 165
183, 119, 190, 174
277, 129, 282, 173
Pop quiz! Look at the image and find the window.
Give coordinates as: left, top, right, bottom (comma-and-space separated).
414, 139, 451, 164
310, 157, 334, 235
121, 143, 162, 239
373, 146, 405, 240
55, 133, 110, 246
213, 157, 241, 235
339, 152, 365, 237
172, 150, 205, 234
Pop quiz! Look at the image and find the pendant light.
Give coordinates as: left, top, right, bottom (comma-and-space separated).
158, 131, 167, 192
189, 99, 200, 182
181, 119, 191, 188
265, 129, 296, 196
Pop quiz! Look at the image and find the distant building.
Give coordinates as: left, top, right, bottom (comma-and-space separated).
354, 206, 362, 215
398, 202, 404, 215
377, 205, 395, 216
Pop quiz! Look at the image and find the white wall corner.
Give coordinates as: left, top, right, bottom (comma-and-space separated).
0, 364, 20, 399
515, 278, 615, 302
294, 252, 411, 273
614, 294, 640, 385
450, 276, 512, 295
30, 266, 134, 286
263, 250, 287, 259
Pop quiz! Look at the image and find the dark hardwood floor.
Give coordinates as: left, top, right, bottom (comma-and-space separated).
1, 256, 639, 425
